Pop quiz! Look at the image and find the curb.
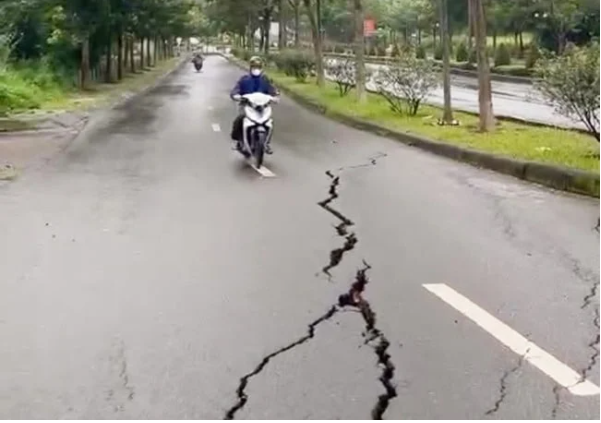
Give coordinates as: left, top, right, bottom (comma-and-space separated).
111, 55, 191, 110
0, 56, 189, 180
224, 54, 599, 198
63, 55, 190, 151
1, 56, 189, 137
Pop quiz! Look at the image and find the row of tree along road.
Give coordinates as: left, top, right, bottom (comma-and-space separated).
0, 0, 213, 115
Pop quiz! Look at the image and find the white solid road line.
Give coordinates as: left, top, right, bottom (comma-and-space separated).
211, 123, 221, 132
423, 283, 600, 397
251, 164, 276, 178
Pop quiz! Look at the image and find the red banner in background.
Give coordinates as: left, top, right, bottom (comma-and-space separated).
363, 19, 376, 37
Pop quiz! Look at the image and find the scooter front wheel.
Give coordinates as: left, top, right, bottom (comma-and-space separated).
253, 134, 265, 169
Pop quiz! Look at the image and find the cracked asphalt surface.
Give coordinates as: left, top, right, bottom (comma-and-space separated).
0, 55, 599, 419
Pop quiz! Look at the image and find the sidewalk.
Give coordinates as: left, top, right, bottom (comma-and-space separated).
0, 56, 188, 181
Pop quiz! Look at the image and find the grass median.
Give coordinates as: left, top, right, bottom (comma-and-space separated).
268, 71, 599, 173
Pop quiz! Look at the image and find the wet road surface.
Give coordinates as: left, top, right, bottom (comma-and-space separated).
0, 56, 599, 419
327, 59, 585, 130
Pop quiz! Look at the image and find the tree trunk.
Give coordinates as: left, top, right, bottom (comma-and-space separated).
129, 37, 135, 73
417, 27, 422, 45
353, 0, 366, 102
440, 0, 453, 123
154, 37, 159, 65
124, 35, 129, 72
146, 37, 152, 67
105, 36, 112, 83
246, 14, 253, 52
470, 0, 494, 132
432, 26, 437, 50
294, 1, 300, 47
117, 33, 123, 80
140, 37, 145, 69
278, 0, 286, 49
492, 29, 497, 50
518, 31, 524, 57
302, 0, 325, 87
264, 24, 270, 54
467, 0, 473, 52
80, 37, 90, 89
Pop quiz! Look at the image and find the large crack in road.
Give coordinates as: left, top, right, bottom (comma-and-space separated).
223, 154, 398, 420
223, 306, 339, 420
318, 171, 357, 280
338, 262, 397, 419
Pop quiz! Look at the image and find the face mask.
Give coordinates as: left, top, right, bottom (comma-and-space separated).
250, 68, 262, 77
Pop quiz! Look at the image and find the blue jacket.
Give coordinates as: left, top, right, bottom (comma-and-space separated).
230, 74, 278, 98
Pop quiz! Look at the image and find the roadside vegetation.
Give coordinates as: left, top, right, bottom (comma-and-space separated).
231, 50, 599, 173
219, 0, 599, 173
0, 0, 213, 118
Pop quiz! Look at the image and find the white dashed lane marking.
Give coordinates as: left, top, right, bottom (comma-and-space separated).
423, 283, 600, 396
251, 164, 276, 178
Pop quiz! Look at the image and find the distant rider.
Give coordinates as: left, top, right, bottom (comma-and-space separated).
229, 56, 278, 154
192, 52, 204, 67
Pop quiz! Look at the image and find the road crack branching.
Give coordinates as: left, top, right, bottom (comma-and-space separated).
318, 154, 386, 281
550, 385, 562, 419
339, 262, 398, 419
318, 171, 357, 280
223, 306, 339, 420
223, 156, 395, 420
484, 348, 529, 417
579, 307, 600, 381
335, 153, 388, 172
578, 261, 600, 383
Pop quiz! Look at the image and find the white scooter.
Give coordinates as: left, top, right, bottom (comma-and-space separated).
232, 92, 278, 169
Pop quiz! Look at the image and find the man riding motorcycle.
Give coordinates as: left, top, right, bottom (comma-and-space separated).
192, 52, 204, 70
230, 56, 279, 154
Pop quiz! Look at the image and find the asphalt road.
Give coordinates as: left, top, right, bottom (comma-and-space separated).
326, 59, 585, 130
0, 55, 599, 419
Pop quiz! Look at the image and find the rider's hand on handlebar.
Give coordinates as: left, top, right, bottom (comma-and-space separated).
232, 94, 242, 102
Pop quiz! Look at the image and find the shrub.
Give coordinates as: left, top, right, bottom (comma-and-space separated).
0, 71, 42, 114
334, 44, 345, 53
455, 41, 469, 62
325, 58, 356, 96
274, 49, 314, 82
434, 44, 443, 60
535, 43, 600, 140
369, 45, 378, 56
415, 44, 426, 59
525, 44, 540, 69
390, 44, 400, 57
376, 45, 387, 57
468, 47, 477, 64
240, 49, 252, 61
494, 43, 511, 67
374, 55, 439, 115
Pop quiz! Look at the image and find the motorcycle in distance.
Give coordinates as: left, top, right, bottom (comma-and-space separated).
232, 92, 278, 169
192, 56, 203, 72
